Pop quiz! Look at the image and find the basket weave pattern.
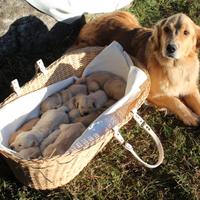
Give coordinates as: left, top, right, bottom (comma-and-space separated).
0, 47, 150, 190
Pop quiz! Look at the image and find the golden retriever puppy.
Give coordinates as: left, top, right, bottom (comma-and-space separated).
8, 117, 39, 145
72, 90, 107, 116
19, 147, 41, 160
103, 99, 117, 108
40, 129, 61, 151
77, 71, 126, 100
75, 111, 102, 126
75, 11, 200, 126
73, 94, 96, 115
64, 96, 78, 111
88, 90, 108, 109
10, 106, 69, 151
68, 109, 81, 122
103, 79, 126, 100
40, 84, 87, 113
68, 84, 88, 96
42, 123, 86, 157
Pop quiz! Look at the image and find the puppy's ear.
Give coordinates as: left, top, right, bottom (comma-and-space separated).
151, 19, 166, 51
196, 25, 200, 49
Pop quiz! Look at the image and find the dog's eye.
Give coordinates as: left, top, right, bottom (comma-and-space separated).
18, 144, 22, 147
164, 27, 171, 34
184, 30, 189, 35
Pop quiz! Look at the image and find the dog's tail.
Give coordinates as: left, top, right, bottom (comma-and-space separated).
112, 11, 140, 29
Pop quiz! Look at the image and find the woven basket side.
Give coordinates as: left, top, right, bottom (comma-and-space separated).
6, 130, 113, 190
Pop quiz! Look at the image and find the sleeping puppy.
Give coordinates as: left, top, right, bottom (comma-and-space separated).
74, 90, 108, 116
8, 117, 39, 145
77, 71, 126, 100
40, 129, 61, 152
42, 123, 86, 157
75, 110, 102, 126
73, 94, 96, 115
103, 79, 126, 100
88, 90, 108, 109
19, 147, 41, 160
10, 106, 69, 151
75, 11, 200, 126
40, 84, 87, 113
68, 109, 81, 122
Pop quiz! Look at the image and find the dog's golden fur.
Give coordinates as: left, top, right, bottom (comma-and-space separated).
75, 11, 200, 126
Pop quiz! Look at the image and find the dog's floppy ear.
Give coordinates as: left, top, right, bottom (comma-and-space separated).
151, 19, 166, 51
196, 25, 200, 49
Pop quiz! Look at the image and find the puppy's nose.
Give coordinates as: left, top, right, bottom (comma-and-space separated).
166, 44, 177, 54
83, 111, 89, 116
10, 145, 14, 150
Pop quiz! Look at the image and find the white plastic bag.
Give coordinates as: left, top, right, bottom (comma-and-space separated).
26, 0, 133, 21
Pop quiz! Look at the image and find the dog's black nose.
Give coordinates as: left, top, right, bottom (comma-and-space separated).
166, 44, 177, 54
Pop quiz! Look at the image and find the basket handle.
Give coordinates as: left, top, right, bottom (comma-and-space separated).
113, 109, 164, 169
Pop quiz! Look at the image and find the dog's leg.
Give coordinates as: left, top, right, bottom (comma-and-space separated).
148, 96, 199, 126
183, 87, 200, 116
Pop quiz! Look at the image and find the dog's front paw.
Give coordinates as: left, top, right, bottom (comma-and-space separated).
182, 114, 199, 126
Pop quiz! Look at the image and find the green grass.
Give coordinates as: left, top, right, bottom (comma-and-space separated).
1, 0, 200, 199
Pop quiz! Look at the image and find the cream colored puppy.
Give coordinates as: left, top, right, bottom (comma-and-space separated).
8, 117, 39, 145
64, 94, 95, 115
68, 84, 87, 96
88, 90, 108, 109
77, 71, 126, 100
74, 99, 116, 126
42, 123, 85, 157
103, 99, 116, 108
40, 129, 61, 151
19, 147, 41, 160
68, 109, 81, 122
104, 79, 126, 100
64, 96, 77, 111
74, 90, 108, 116
40, 84, 87, 113
10, 106, 69, 152
73, 94, 96, 115
75, 111, 102, 126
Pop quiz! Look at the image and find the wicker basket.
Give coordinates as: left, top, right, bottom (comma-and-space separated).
0, 46, 162, 190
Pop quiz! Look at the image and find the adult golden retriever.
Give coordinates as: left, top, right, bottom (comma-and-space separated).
74, 11, 200, 126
